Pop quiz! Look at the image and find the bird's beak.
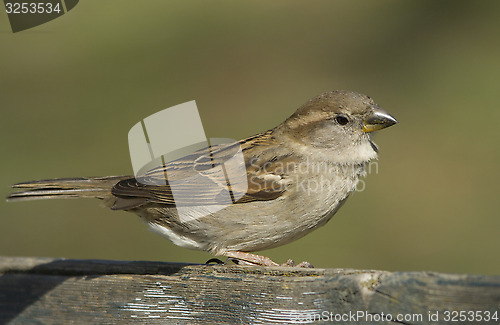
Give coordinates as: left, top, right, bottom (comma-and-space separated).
363, 107, 398, 133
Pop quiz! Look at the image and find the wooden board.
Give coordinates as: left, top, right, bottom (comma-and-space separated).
1, 256, 499, 324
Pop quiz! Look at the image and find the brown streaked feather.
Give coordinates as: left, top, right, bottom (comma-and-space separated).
111, 130, 288, 209
6, 176, 129, 202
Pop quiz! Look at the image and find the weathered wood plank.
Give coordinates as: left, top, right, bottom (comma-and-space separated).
1, 256, 499, 324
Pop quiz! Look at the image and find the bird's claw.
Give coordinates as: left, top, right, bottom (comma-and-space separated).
280, 259, 314, 268
205, 258, 225, 265
219, 252, 315, 268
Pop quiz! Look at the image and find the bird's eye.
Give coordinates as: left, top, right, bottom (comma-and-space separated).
335, 115, 350, 126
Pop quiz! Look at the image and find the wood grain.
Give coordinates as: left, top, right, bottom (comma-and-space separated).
1, 256, 499, 324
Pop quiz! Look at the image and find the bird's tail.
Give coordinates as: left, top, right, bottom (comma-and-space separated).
6, 176, 130, 202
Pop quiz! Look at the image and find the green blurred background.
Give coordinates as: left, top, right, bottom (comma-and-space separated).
1, 0, 499, 275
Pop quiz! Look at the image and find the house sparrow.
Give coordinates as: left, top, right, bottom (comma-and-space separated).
7, 90, 397, 267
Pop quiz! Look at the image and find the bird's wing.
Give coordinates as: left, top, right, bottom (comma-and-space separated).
111, 131, 288, 210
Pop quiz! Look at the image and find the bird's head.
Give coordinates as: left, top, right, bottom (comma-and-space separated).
276, 90, 398, 163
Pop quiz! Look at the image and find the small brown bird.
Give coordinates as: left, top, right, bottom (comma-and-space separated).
7, 90, 397, 267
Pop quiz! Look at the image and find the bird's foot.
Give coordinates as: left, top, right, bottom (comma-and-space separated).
224, 251, 279, 266
281, 259, 314, 268
205, 258, 225, 265
223, 251, 314, 268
